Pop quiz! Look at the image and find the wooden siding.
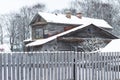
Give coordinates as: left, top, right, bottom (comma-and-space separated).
31, 23, 76, 40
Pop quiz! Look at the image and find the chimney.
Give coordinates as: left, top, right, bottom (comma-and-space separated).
66, 11, 71, 19
76, 12, 82, 19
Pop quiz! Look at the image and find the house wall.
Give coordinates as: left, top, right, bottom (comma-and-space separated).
32, 23, 76, 39
44, 24, 65, 36
28, 24, 115, 52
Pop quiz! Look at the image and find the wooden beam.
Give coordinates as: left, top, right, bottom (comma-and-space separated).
31, 22, 47, 26
58, 37, 112, 42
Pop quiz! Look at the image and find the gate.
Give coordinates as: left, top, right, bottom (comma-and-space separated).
0, 51, 120, 80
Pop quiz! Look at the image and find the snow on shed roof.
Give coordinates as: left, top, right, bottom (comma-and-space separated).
35, 12, 113, 29
100, 39, 120, 52
26, 24, 90, 47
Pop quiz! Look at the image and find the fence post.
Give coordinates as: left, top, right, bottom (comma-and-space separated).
73, 48, 77, 80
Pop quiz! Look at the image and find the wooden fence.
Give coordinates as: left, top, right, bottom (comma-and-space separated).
0, 51, 120, 80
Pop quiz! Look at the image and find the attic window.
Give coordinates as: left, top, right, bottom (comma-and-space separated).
88, 28, 92, 33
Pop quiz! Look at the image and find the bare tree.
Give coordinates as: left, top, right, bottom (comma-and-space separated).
0, 24, 3, 44
3, 3, 45, 51
70, 0, 120, 37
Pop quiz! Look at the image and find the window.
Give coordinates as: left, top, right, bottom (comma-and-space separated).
88, 28, 92, 33
35, 28, 43, 39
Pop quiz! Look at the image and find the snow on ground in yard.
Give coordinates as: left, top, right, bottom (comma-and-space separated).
0, 44, 11, 52
100, 39, 120, 52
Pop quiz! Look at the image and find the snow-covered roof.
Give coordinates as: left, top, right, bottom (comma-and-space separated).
26, 24, 90, 47
33, 12, 113, 29
100, 39, 120, 52
24, 38, 33, 42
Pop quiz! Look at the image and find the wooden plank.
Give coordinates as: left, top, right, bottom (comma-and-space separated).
32, 53, 35, 80
40, 53, 43, 80
3, 54, 7, 80
78, 52, 81, 80
8, 53, 11, 80
71, 52, 74, 80
20, 53, 24, 80
75, 51, 77, 80
28, 53, 32, 80
61, 53, 65, 80
16, 53, 20, 80
57, 52, 60, 80
68, 52, 70, 80
0, 54, 2, 80
54, 53, 57, 80
31, 22, 47, 26
12, 53, 16, 80
51, 53, 54, 80
36, 53, 39, 80
44, 53, 46, 80
47, 52, 50, 80
25, 53, 28, 80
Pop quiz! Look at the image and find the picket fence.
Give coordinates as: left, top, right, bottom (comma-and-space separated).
0, 51, 120, 80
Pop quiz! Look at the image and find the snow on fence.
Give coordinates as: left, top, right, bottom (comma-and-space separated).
0, 51, 120, 80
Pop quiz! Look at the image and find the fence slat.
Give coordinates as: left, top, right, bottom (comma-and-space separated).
8, 53, 11, 80
32, 53, 35, 80
3, 54, 6, 80
36, 53, 39, 80
17, 53, 20, 80
12, 54, 16, 80
25, 53, 28, 80
20, 53, 24, 80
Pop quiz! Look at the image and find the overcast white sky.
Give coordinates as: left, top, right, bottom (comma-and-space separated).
0, 0, 70, 14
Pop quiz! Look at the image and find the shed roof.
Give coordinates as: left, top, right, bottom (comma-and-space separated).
31, 12, 113, 29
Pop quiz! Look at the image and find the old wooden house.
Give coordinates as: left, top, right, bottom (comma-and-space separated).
24, 12, 118, 51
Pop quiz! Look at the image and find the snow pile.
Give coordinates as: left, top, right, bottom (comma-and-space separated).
100, 39, 120, 52
0, 44, 11, 52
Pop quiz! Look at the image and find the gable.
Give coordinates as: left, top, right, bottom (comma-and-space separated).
63, 24, 118, 39
30, 14, 47, 26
